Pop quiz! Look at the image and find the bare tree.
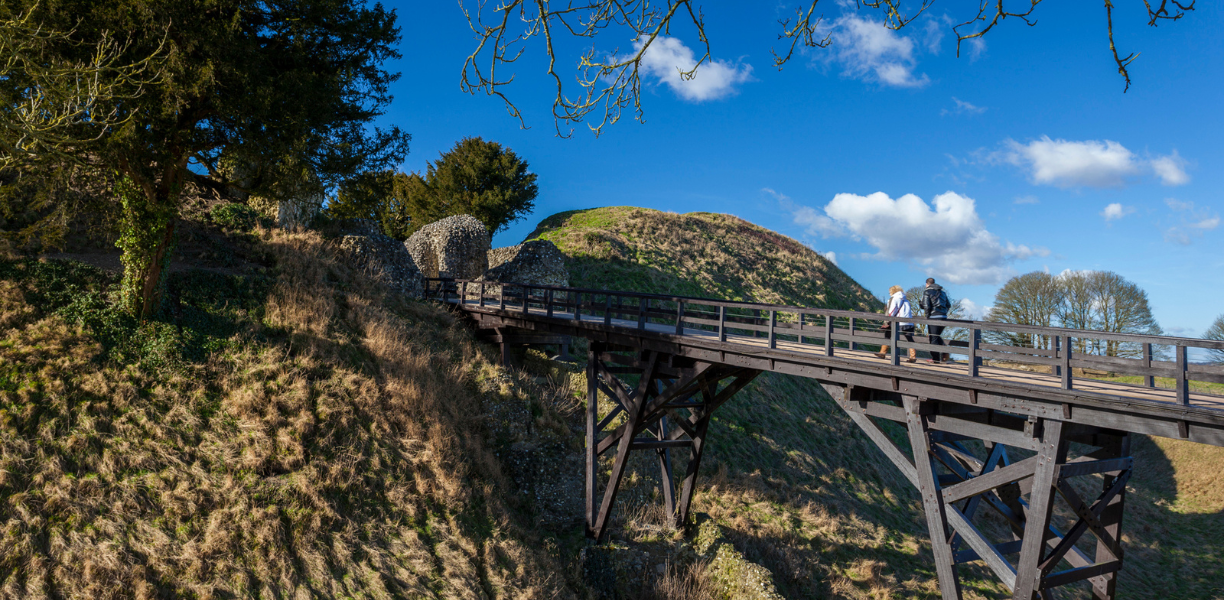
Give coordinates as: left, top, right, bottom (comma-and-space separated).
985, 271, 1065, 350
1205, 314, 1224, 364
1085, 271, 1161, 357
460, 0, 1197, 136
0, 5, 163, 167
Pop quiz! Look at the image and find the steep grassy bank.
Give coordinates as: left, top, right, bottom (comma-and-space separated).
0, 228, 575, 599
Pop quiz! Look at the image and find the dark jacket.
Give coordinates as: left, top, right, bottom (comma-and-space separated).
921, 284, 950, 318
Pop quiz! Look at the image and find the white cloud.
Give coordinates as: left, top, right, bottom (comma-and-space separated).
792, 190, 1045, 285
941, 96, 986, 116
636, 36, 753, 102
958, 298, 987, 320
827, 15, 929, 88
1151, 151, 1190, 186
1164, 199, 1219, 244
996, 136, 1190, 188
1014, 195, 1039, 205
1101, 203, 1134, 221
821, 251, 838, 266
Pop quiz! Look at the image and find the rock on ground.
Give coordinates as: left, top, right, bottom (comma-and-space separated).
482, 240, 569, 288
337, 219, 423, 296
405, 214, 490, 280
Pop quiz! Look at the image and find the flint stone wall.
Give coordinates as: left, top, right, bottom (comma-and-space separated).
337, 219, 423, 296
405, 215, 490, 280
481, 240, 569, 288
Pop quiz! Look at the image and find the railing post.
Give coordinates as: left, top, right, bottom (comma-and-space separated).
638, 297, 647, 330
968, 327, 981, 378
573, 291, 581, 321
546, 289, 554, 318
768, 310, 777, 349
849, 317, 856, 351
604, 295, 612, 326
890, 320, 900, 367
675, 301, 685, 335
522, 285, 530, 315
442, 281, 450, 305
1060, 334, 1072, 390
460, 281, 467, 305
824, 315, 834, 357
1177, 345, 1190, 406
718, 306, 727, 342
798, 313, 806, 345
1143, 342, 1154, 388
499, 284, 505, 311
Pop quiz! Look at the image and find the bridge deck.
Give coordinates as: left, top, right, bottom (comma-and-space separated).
450, 297, 1224, 411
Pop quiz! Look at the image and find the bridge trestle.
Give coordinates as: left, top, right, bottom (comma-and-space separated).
827, 384, 1133, 600
584, 341, 760, 542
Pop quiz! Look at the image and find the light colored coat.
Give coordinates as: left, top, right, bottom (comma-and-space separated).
887, 291, 913, 328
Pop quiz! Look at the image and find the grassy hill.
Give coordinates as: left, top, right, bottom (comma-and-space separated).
526, 207, 881, 311
1, 204, 1220, 599
522, 207, 1224, 600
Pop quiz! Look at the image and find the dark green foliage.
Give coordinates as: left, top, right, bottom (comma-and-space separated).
326, 169, 420, 238
208, 202, 264, 232
3, 0, 411, 316
0, 257, 270, 371
403, 137, 538, 238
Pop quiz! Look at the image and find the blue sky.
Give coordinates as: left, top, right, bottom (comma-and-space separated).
380, 1, 1222, 338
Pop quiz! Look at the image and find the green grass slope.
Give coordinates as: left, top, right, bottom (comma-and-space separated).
522, 207, 1224, 599
526, 207, 881, 311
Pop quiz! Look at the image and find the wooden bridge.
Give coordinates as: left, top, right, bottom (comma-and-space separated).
424, 278, 1224, 600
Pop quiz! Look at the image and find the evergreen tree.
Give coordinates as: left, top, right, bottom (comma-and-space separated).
405, 137, 538, 238
1, 0, 410, 317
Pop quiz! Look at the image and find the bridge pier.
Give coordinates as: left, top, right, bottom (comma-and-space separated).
828, 384, 1133, 600
584, 342, 760, 542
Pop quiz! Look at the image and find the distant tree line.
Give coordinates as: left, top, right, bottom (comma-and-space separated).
985, 270, 1161, 358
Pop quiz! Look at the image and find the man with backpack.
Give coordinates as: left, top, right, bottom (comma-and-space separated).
920, 277, 951, 364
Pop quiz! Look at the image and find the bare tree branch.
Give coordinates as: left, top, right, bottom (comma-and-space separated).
462, 0, 1199, 135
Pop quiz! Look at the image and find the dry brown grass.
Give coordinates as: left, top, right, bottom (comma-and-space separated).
0, 229, 573, 599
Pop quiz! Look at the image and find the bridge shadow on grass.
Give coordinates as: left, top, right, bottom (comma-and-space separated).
649, 372, 1222, 600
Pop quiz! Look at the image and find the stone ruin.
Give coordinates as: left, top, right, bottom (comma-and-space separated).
481, 239, 569, 289
335, 219, 424, 296
405, 214, 490, 280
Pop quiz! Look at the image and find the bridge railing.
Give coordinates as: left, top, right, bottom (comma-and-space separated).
424, 278, 1224, 408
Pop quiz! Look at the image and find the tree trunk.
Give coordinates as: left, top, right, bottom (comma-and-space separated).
115, 172, 180, 319
136, 218, 177, 319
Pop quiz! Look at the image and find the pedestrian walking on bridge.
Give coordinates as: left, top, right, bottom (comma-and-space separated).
876, 285, 917, 363
920, 277, 951, 363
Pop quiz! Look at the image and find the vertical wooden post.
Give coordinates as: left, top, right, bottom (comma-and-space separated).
768, 310, 777, 349
718, 306, 727, 342
585, 345, 600, 538
546, 289, 554, 318
1143, 343, 1154, 388
1012, 418, 1068, 600
1177, 345, 1189, 406
968, 328, 981, 378
1091, 434, 1131, 600
1060, 334, 1072, 390
573, 291, 581, 321
903, 397, 962, 600
604, 295, 612, 326
849, 317, 857, 351
479, 281, 486, 307
890, 321, 901, 367
460, 281, 466, 305
638, 297, 648, 330
675, 301, 685, 335
798, 313, 806, 345
824, 315, 834, 357
656, 416, 676, 527
499, 285, 505, 310
522, 285, 530, 315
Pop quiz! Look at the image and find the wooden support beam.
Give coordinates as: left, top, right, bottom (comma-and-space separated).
1091, 435, 1130, 600
1013, 419, 1068, 600
905, 396, 963, 600
592, 352, 660, 542
656, 417, 677, 526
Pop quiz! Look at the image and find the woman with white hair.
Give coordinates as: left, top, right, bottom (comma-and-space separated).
876, 285, 917, 362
